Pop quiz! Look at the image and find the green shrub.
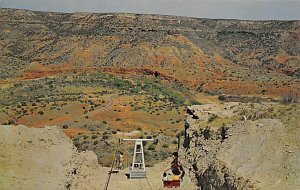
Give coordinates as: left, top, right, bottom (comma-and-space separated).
208, 114, 218, 122
281, 93, 298, 104
148, 144, 156, 150
91, 134, 98, 139
189, 99, 201, 105
38, 111, 44, 115
102, 135, 108, 139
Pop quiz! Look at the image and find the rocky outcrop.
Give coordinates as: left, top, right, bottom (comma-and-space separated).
182, 104, 298, 190
0, 125, 103, 190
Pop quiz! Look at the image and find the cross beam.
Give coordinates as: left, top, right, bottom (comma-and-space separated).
122, 139, 154, 141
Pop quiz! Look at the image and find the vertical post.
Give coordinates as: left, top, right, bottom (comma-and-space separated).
177, 131, 181, 151
140, 140, 145, 171
131, 140, 137, 171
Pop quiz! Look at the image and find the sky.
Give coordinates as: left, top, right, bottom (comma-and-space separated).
0, 0, 299, 20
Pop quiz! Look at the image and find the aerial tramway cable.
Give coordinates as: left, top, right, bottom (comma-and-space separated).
104, 139, 121, 190
157, 134, 200, 177
104, 136, 184, 189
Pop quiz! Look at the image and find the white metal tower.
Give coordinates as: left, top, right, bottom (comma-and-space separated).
122, 138, 154, 178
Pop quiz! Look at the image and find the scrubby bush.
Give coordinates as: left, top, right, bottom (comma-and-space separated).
208, 114, 218, 122
91, 134, 98, 139
7, 119, 16, 125
189, 99, 201, 105
102, 135, 108, 139
172, 139, 178, 144
281, 93, 298, 104
218, 95, 226, 101
148, 144, 156, 150
38, 111, 44, 115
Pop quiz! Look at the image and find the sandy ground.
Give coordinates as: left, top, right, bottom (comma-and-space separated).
0, 125, 197, 190
219, 119, 298, 189
99, 159, 197, 190
0, 125, 76, 190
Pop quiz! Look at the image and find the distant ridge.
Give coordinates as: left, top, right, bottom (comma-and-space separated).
0, 8, 299, 97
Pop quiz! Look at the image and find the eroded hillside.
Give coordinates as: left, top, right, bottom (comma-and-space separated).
0, 9, 299, 188
0, 8, 299, 97
182, 103, 300, 189
0, 125, 104, 189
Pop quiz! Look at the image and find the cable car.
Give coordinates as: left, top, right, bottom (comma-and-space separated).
161, 152, 184, 188
162, 169, 181, 188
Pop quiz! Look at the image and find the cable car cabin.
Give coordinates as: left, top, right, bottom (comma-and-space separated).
162, 151, 183, 188
163, 180, 180, 188
162, 172, 181, 188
